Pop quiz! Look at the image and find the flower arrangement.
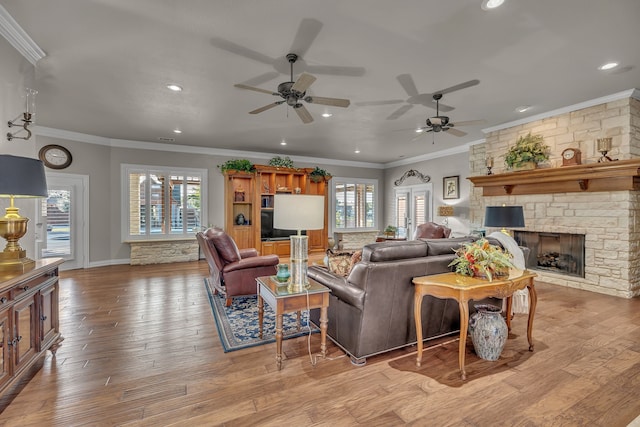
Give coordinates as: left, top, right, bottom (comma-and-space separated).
309, 166, 330, 182
504, 132, 550, 169
448, 238, 515, 281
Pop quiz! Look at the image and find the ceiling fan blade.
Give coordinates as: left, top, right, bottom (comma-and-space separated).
289, 18, 323, 59
305, 96, 350, 108
446, 128, 467, 137
355, 99, 404, 107
242, 71, 281, 87
291, 72, 316, 92
210, 37, 275, 65
249, 102, 282, 114
396, 74, 419, 97
234, 84, 278, 95
294, 104, 314, 124
451, 119, 486, 127
434, 79, 480, 96
305, 64, 366, 77
386, 104, 413, 120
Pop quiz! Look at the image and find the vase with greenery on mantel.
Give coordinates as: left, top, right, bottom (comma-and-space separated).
504, 133, 550, 171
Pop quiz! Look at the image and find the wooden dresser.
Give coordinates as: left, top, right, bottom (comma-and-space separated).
0, 258, 64, 410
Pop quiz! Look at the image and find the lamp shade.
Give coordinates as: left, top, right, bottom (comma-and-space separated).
437, 205, 454, 217
273, 194, 324, 231
0, 155, 48, 198
484, 205, 525, 228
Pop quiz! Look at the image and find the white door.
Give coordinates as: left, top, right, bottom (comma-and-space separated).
35, 173, 88, 270
394, 183, 432, 239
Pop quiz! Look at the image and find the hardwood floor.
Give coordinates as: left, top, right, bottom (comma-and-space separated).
1, 261, 639, 426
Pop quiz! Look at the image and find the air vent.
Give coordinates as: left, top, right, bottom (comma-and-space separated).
157, 137, 175, 142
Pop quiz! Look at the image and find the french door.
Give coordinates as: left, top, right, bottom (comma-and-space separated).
394, 183, 432, 239
35, 173, 88, 270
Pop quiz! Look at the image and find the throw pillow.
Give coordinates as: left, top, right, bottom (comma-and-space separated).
326, 249, 355, 277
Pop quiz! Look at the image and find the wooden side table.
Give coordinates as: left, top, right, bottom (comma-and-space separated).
412, 269, 537, 380
256, 276, 330, 370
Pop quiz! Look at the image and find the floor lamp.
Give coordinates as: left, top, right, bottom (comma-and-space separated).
484, 205, 525, 235
273, 194, 325, 291
0, 155, 48, 273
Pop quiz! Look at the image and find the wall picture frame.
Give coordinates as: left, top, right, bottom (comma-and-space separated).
443, 175, 460, 200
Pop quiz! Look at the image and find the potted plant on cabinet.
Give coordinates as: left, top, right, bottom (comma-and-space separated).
384, 225, 398, 237
504, 133, 550, 170
217, 159, 254, 173
309, 166, 331, 182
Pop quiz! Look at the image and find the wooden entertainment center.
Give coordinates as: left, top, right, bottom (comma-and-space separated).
0, 258, 64, 409
224, 165, 330, 256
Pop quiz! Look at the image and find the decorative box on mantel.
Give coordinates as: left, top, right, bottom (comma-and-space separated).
468, 159, 640, 196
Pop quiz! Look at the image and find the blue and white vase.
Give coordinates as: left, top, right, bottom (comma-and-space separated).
468, 304, 508, 361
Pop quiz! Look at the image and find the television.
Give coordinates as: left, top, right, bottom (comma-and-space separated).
260, 210, 305, 241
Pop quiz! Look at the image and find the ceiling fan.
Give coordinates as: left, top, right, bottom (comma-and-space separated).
356, 75, 480, 120
234, 53, 351, 124
413, 93, 485, 139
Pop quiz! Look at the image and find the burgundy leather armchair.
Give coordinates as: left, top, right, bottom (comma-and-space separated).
413, 222, 451, 239
197, 228, 279, 306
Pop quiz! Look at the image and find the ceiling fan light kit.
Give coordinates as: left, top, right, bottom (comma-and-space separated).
234, 53, 350, 124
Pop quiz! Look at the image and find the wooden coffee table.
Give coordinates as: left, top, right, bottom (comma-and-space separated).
412, 269, 537, 380
256, 276, 330, 370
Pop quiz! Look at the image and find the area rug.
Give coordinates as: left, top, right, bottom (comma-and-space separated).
205, 279, 319, 352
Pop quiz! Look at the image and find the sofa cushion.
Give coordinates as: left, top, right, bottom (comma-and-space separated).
423, 236, 475, 256
361, 240, 428, 262
210, 232, 241, 263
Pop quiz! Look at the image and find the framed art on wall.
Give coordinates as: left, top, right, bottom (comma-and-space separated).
443, 175, 460, 200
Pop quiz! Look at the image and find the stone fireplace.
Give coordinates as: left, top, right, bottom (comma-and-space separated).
514, 231, 585, 278
468, 92, 640, 298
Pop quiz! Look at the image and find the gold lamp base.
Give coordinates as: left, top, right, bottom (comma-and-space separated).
0, 215, 35, 273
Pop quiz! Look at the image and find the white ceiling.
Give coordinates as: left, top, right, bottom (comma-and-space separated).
2, 0, 640, 165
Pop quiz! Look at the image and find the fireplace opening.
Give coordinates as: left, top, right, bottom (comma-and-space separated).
514, 231, 585, 278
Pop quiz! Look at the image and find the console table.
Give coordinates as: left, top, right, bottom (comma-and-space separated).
412, 269, 537, 380
0, 258, 64, 410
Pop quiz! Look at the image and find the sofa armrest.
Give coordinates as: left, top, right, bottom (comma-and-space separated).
308, 266, 365, 310
223, 254, 279, 273
239, 248, 259, 258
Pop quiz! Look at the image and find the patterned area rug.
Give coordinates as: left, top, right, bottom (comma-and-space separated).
205, 279, 319, 352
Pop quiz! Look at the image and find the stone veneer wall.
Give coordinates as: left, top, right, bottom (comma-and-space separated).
334, 231, 380, 251
470, 96, 640, 298
129, 240, 199, 265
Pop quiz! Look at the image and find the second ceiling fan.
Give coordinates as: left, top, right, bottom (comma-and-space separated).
414, 93, 484, 139
234, 53, 350, 124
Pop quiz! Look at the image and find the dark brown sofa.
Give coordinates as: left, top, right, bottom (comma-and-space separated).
308, 236, 521, 365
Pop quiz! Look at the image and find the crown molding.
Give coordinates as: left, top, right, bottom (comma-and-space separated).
384, 138, 485, 168
0, 5, 45, 65
483, 88, 639, 134
34, 126, 385, 170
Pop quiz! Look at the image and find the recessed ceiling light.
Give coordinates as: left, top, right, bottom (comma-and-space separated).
415, 128, 424, 133
515, 105, 531, 113
354, 149, 360, 154
598, 62, 619, 71
280, 141, 287, 146
481, 0, 505, 10
173, 129, 182, 134
322, 113, 333, 118
166, 84, 183, 92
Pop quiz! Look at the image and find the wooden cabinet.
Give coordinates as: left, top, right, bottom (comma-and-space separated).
0, 258, 64, 410
224, 166, 330, 256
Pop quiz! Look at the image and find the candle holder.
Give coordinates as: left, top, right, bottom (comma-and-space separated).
596, 138, 616, 162
486, 157, 494, 175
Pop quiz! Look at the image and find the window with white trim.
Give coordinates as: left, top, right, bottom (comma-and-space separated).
331, 178, 377, 231
121, 164, 207, 240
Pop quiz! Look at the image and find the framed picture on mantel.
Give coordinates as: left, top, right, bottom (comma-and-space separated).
443, 175, 460, 200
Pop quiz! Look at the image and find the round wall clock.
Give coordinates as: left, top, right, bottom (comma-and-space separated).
561, 148, 581, 166
39, 144, 72, 169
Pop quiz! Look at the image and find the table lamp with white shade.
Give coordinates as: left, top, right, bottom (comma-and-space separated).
273, 194, 325, 290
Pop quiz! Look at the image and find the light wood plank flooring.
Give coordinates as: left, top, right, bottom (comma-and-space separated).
1, 261, 639, 426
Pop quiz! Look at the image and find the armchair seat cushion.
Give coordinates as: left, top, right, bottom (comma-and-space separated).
222, 254, 280, 273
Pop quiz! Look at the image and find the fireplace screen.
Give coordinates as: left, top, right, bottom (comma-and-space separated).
514, 231, 585, 278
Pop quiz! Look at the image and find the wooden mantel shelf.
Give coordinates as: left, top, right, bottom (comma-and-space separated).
468, 159, 640, 196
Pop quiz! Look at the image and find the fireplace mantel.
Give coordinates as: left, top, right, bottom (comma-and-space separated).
468, 158, 640, 196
